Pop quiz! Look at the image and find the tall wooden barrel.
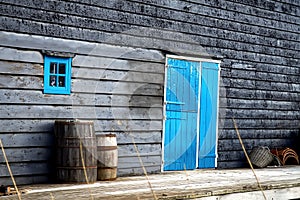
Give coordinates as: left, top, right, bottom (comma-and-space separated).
97, 134, 118, 181
54, 120, 97, 183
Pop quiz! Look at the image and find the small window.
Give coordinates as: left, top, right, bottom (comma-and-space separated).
44, 56, 72, 94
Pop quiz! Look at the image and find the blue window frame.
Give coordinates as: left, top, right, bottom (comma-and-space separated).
44, 56, 72, 94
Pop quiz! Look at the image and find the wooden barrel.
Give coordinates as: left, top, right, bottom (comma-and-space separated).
97, 134, 118, 181
54, 120, 97, 183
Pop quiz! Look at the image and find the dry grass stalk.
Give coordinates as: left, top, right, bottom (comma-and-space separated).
79, 139, 94, 200
131, 136, 158, 200
0, 139, 22, 200
232, 118, 267, 200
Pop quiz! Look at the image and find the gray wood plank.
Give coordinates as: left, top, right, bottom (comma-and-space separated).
134, 0, 298, 29
0, 60, 43, 75
217, 48, 299, 65
0, 31, 164, 62
1, 14, 298, 59
225, 98, 300, 110
224, 109, 300, 120
0, 119, 162, 133
221, 59, 299, 76
0, 47, 42, 63
118, 165, 160, 176
0, 0, 277, 36
94, 119, 162, 132
218, 138, 294, 151
224, 87, 300, 101
223, 61, 300, 75
0, 147, 52, 163
72, 79, 163, 96
101, 131, 162, 144
1, 0, 298, 57
118, 155, 161, 168
0, 75, 163, 96
224, 0, 300, 15
73, 56, 164, 73
221, 118, 300, 129
0, 133, 54, 147
0, 89, 163, 107
1, 0, 298, 41
0, 74, 42, 89
0, 120, 54, 133
124, 0, 300, 26
6, 14, 300, 58
73, 67, 164, 84
218, 150, 245, 162
0, 89, 74, 105
0, 175, 49, 186
217, 160, 246, 169
222, 77, 300, 92
0, 162, 50, 176
218, 129, 299, 139
1, 17, 298, 69
222, 68, 300, 84
219, 148, 297, 163
118, 144, 161, 157
0, 105, 163, 120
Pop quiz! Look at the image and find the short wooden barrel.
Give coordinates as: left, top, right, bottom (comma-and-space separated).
97, 134, 118, 181
54, 120, 97, 183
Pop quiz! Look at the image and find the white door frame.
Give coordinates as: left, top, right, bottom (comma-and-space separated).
162, 55, 221, 171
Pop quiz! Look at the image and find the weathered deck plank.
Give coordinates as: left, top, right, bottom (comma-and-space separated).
4, 166, 300, 199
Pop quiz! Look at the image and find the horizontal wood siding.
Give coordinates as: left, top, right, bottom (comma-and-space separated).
0, 39, 164, 184
0, 0, 299, 183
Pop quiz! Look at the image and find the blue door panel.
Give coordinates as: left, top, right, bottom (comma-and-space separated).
198, 62, 219, 168
199, 147, 216, 168
164, 58, 199, 171
164, 138, 197, 170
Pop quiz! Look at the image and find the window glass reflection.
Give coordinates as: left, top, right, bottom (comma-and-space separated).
50, 62, 57, 73
59, 63, 66, 74
58, 76, 65, 87
50, 75, 56, 87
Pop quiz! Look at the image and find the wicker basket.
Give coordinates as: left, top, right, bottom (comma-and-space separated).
249, 146, 274, 168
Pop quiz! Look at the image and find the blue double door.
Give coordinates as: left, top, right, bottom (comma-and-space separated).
163, 57, 220, 171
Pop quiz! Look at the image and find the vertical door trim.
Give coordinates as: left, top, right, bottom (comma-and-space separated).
214, 65, 221, 167
161, 56, 169, 172
195, 61, 202, 168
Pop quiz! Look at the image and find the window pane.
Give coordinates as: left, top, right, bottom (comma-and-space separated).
58, 76, 65, 87
59, 63, 66, 74
50, 62, 57, 73
44, 56, 71, 94
50, 75, 57, 86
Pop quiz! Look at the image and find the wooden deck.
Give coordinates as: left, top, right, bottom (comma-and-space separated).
1, 165, 300, 200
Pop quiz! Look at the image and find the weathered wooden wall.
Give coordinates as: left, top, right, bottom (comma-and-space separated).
0, 32, 165, 185
0, 0, 299, 184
